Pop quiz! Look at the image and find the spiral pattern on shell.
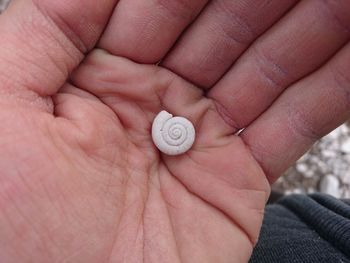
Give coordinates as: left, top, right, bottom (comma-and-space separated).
152, 111, 195, 156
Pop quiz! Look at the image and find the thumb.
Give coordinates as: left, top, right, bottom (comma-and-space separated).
0, 0, 117, 107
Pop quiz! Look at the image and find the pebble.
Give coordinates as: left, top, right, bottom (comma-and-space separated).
341, 138, 350, 153
319, 174, 340, 198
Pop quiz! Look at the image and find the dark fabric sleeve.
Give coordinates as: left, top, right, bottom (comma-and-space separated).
250, 193, 350, 263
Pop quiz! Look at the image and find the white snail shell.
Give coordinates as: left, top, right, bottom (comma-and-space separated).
152, 111, 195, 156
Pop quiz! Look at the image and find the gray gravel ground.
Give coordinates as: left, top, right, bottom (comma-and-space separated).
275, 123, 350, 198
1, 0, 349, 198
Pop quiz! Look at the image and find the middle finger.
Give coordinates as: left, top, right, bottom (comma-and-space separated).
162, 0, 298, 88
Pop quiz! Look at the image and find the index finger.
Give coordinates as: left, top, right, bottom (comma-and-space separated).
98, 0, 208, 63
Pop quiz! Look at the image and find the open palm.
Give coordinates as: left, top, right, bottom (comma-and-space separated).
1, 1, 350, 262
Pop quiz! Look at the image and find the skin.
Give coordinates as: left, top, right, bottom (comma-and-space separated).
0, 0, 349, 262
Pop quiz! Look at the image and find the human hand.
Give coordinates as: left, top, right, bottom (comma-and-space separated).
0, 0, 349, 262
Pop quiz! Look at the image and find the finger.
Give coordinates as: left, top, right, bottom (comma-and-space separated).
98, 0, 208, 64
209, 0, 350, 131
241, 41, 350, 183
0, 0, 117, 106
162, 0, 297, 88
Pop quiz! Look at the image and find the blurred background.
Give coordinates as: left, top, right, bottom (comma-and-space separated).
1, 0, 349, 199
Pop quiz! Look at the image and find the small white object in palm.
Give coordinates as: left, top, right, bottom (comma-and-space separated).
152, 111, 195, 156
